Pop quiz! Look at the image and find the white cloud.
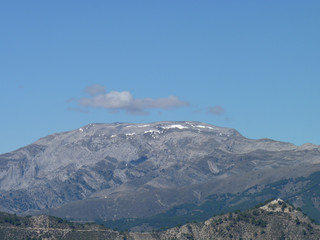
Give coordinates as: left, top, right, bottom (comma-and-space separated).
79, 86, 189, 115
80, 91, 133, 109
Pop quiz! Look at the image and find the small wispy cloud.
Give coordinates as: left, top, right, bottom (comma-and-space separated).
84, 84, 106, 96
77, 85, 189, 115
208, 105, 225, 116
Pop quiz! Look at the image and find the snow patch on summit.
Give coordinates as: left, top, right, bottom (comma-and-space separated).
195, 125, 215, 130
127, 124, 150, 128
125, 133, 136, 136
144, 130, 161, 134
162, 124, 188, 130
186, 122, 217, 130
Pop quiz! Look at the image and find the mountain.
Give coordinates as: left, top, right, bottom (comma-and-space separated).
1, 121, 320, 230
0, 199, 320, 239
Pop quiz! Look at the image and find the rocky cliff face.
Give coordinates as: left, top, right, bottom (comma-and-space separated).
0, 121, 320, 225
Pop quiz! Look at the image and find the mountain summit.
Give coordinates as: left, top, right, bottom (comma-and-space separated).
0, 121, 320, 229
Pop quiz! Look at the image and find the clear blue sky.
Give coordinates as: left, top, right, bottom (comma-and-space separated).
1, 1, 319, 154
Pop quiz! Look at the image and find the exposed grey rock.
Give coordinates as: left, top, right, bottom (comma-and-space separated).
0, 121, 319, 223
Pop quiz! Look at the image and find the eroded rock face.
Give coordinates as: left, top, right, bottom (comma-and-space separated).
0, 121, 320, 223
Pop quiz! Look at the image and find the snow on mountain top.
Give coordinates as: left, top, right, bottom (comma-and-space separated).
126, 124, 150, 128
195, 125, 216, 130
144, 130, 161, 134
161, 124, 189, 130
125, 133, 136, 136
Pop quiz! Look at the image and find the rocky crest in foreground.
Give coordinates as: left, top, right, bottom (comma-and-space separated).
1, 121, 320, 229
0, 200, 319, 240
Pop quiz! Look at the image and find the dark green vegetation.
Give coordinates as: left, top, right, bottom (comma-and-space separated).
96, 171, 320, 231
0, 212, 125, 240
0, 200, 320, 239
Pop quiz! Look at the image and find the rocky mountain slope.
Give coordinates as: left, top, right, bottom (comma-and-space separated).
0, 199, 319, 240
1, 121, 320, 229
